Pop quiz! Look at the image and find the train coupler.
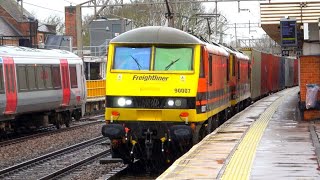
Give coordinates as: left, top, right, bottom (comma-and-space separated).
144, 128, 154, 160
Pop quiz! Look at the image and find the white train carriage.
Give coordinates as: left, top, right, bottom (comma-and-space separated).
0, 46, 86, 132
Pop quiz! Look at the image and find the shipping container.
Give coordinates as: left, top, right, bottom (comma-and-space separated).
272, 55, 280, 92
242, 48, 261, 100
261, 52, 269, 95
279, 57, 286, 90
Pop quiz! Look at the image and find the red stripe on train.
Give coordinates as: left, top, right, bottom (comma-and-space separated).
60, 59, 70, 107
3, 57, 17, 115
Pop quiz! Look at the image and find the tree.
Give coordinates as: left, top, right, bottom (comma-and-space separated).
82, 14, 92, 46
43, 15, 65, 35
81, 0, 229, 44
105, 0, 227, 42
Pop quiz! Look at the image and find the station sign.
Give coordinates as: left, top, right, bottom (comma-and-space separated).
281, 49, 290, 56
280, 19, 297, 47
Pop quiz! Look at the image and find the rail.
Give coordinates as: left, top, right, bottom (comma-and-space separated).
0, 136, 109, 179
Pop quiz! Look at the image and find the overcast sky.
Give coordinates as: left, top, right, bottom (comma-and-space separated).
22, 0, 272, 41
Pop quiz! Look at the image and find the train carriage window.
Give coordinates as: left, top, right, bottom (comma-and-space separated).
52, 66, 61, 89
154, 47, 193, 71
69, 66, 78, 88
209, 54, 213, 85
44, 66, 53, 89
36, 66, 45, 90
0, 65, 4, 93
27, 66, 36, 90
113, 47, 151, 70
17, 65, 28, 91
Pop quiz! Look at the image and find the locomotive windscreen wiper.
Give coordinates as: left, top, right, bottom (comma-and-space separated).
165, 58, 180, 70
130, 55, 142, 70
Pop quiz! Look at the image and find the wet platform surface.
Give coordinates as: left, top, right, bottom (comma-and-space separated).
157, 87, 320, 179
251, 88, 320, 179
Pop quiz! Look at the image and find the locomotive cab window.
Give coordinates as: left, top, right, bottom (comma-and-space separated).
113, 46, 151, 70
154, 47, 193, 71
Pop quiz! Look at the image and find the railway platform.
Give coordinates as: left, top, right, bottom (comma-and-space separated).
158, 87, 320, 179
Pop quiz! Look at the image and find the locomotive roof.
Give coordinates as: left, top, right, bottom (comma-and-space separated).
219, 45, 249, 61
205, 42, 229, 57
110, 26, 203, 45
0, 46, 80, 59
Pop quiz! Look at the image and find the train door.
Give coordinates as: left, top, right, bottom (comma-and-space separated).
3, 57, 17, 115
60, 59, 70, 107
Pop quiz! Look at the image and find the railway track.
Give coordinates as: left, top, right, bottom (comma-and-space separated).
0, 136, 110, 180
0, 116, 104, 148
102, 160, 164, 180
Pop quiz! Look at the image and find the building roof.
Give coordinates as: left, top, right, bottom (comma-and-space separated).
0, 0, 34, 22
0, 17, 22, 37
38, 23, 56, 34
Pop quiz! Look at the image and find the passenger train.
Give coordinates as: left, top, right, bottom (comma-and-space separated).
101, 26, 298, 163
0, 46, 86, 133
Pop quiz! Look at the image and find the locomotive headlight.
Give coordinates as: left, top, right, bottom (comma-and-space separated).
125, 99, 132, 105
175, 99, 182, 106
166, 98, 188, 108
117, 98, 126, 106
168, 100, 174, 106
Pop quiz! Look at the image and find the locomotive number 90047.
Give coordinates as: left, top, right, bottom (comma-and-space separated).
174, 88, 191, 93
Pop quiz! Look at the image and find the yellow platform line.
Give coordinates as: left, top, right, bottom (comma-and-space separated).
221, 92, 289, 180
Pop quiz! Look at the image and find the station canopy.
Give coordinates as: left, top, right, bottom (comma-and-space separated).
260, 1, 320, 44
